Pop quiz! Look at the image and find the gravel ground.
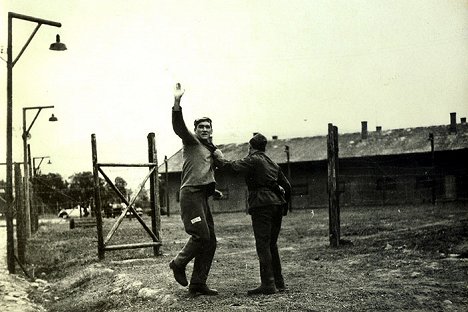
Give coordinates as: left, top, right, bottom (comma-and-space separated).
10, 204, 468, 311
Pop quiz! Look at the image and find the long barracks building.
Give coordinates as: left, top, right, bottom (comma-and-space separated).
160, 113, 468, 213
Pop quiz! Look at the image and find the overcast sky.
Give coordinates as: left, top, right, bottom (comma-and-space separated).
1, 0, 467, 189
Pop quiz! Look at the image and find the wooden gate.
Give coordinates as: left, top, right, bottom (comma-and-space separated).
91, 133, 161, 260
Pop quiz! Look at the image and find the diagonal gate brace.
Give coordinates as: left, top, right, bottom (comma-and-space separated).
98, 166, 159, 245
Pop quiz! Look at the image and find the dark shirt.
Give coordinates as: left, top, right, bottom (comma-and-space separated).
216, 151, 291, 210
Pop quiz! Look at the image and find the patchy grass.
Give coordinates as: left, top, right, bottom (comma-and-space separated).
27, 203, 467, 312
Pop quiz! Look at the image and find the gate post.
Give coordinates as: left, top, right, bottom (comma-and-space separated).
148, 133, 161, 256
91, 134, 105, 260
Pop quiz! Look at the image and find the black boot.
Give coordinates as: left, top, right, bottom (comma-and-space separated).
169, 260, 188, 286
248, 263, 277, 295
189, 284, 218, 296
274, 275, 286, 292
275, 280, 287, 292
247, 284, 277, 295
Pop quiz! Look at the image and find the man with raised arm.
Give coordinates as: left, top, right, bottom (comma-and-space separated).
169, 83, 221, 296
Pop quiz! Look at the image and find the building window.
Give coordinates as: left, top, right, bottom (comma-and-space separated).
176, 191, 180, 202
292, 183, 308, 196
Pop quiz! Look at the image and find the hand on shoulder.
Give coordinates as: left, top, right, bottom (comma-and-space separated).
213, 149, 224, 160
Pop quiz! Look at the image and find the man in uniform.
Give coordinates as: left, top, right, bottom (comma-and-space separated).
215, 133, 291, 295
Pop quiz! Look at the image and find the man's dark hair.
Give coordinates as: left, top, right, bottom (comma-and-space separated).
194, 117, 212, 128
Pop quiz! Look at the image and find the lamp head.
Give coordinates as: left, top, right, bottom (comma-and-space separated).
50, 34, 67, 51
49, 114, 58, 122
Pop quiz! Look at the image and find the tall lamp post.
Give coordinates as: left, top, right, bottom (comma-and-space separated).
23, 106, 57, 236
33, 156, 51, 176
5, 12, 65, 273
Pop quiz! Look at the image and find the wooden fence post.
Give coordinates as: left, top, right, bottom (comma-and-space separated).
91, 134, 105, 260
165, 155, 170, 217
27, 144, 38, 234
327, 124, 340, 247
15, 163, 26, 264
429, 133, 436, 205
148, 133, 161, 256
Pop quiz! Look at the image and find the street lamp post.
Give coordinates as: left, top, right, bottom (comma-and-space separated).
5, 12, 65, 272
33, 156, 51, 176
23, 106, 57, 236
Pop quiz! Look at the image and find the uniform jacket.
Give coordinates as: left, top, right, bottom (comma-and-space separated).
216, 150, 291, 212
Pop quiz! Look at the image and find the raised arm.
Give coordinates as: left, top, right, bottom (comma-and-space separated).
173, 82, 184, 110
172, 83, 198, 144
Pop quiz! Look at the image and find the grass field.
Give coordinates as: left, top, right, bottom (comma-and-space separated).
26, 203, 467, 312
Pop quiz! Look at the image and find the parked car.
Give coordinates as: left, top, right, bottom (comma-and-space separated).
126, 207, 143, 218
109, 203, 143, 218
58, 205, 89, 219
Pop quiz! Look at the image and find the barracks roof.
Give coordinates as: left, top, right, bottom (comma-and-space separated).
162, 122, 468, 173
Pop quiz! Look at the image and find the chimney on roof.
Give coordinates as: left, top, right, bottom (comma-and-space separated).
449, 112, 457, 134
461, 117, 466, 124
272, 135, 278, 140
361, 121, 368, 139
376, 126, 382, 133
